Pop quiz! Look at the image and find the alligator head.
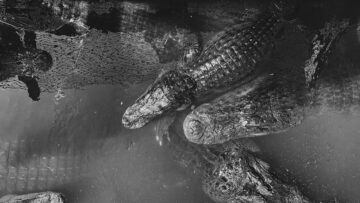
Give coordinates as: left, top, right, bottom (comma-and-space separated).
122, 70, 196, 129
183, 76, 306, 144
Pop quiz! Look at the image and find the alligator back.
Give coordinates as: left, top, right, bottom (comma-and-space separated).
186, 10, 286, 96
122, 6, 290, 129
0, 138, 90, 195
183, 20, 353, 145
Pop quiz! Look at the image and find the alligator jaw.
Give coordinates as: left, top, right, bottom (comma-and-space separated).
123, 69, 197, 129
122, 87, 173, 129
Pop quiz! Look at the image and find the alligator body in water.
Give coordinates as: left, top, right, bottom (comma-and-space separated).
183, 20, 352, 144
122, 1, 296, 129
0, 117, 310, 203
1, 0, 245, 95
155, 116, 310, 202
0, 191, 64, 203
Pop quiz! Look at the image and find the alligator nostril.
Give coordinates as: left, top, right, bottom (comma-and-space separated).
183, 114, 206, 143
189, 119, 203, 135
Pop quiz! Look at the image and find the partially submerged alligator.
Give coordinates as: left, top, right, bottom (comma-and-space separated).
0, 116, 310, 203
0, 191, 64, 203
155, 115, 311, 202
183, 19, 351, 144
122, 0, 297, 129
0, 0, 209, 95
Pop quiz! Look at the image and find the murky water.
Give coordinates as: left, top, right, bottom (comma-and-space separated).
0, 83, 213, 202
0, 0, 360, 202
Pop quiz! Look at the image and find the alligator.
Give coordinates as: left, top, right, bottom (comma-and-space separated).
0, 112, 311, 203
183, 19, 352, 144
154, 115, 311, 202
0, 138, 92, 196
0, 191, 64, 203
0, 0, 236, 95
122, 0, 297, 129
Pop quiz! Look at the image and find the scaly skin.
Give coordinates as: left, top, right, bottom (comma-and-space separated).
184, 69, 360, 145
185, 9, 285, 96
183, 74, 307, 144
0, 105, 309, 202
203, 148, 310, 203
0, 191, 64, 203
0, 1, 206, 93
122, 70, 197, 129
183, 19, 351, 144
162, 122, 310, 202
123, 3, 292, 129
0, 139, 90, 195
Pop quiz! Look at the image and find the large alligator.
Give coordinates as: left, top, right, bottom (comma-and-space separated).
122, 0, 297, 129
183, 19, 352, 144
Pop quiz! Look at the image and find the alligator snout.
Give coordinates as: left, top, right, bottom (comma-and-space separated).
183, 105, 214, 144
183, 115, 206, 143
122, 70, 196, 129
122, 87, 173, 129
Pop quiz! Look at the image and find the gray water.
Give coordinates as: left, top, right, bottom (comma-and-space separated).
0, 82, 213, 202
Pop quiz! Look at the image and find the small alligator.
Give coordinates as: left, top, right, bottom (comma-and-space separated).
183, 19, 351, 144
122, 0, 297, 129
155, 115, 311, 202
0, 191, 64, 203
